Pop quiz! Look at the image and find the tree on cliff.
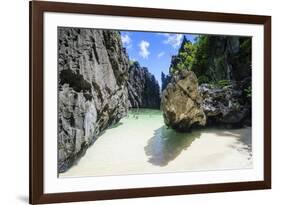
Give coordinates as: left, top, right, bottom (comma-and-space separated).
169, 36, 196, 74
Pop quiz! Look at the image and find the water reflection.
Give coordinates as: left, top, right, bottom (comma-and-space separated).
145, 126, 201, 166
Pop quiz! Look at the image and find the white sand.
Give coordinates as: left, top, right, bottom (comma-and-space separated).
60, 109, 252, 178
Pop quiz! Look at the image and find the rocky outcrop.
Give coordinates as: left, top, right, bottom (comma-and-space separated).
161, 70, 206, 131
127, 61, 160, 109
199, 82, 251, 127
58, 27, 130, 173
161, 72, 172, 92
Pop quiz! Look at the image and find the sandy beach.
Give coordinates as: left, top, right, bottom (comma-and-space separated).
60, 109, 252, 178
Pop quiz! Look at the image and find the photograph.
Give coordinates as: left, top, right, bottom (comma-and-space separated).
28, 1, 271, 204
0, 0, 276, 203
57, 27, 253, 178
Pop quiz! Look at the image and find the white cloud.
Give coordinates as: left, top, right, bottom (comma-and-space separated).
157, 51, 165, 58
160, 34, 183, 48
138, 40, 150, 59
121, 33, 132, 48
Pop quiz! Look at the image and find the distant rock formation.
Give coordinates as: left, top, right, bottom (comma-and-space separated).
58, 27, 130, 173
161, 70, 206, 131
127, 61, 161, 109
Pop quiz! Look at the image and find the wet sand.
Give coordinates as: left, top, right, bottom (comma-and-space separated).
60, 109, 252, 178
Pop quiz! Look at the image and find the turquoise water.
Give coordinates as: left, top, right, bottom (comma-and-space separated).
61, 109, 252, 177
127, 109, 201, 166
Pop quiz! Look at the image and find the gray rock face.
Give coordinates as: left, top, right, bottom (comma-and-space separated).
58, 27, 130, 173
127, 61, 160, 109
199, 83, 251, 126
161, 70, 206, 131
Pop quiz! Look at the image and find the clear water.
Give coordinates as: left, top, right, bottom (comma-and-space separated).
60, 109, 252, 177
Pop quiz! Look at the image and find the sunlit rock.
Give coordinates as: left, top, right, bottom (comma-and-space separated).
161, 70, 206, 131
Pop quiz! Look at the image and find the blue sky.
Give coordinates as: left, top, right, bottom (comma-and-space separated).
120, 31, 197, 86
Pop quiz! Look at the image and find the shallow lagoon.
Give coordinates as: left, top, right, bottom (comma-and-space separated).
60, 109, 252, 177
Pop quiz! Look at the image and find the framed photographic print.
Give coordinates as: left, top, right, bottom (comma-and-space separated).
29, 0, 271, 204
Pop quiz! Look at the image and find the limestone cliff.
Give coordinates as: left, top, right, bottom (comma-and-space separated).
127, 61, 161, 109
58, 27, 130, 173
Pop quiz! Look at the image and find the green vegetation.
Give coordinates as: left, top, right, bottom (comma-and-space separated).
129, 60, 137, 66
161, 34, 252, 109
169, 36, 196, 74
244, 85, 252, 98
216, 80, 231, 88
197, 75, 209, 85
168, 35, 252, 86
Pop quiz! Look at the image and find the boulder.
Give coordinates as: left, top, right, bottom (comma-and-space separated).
161, 70, 206, 131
